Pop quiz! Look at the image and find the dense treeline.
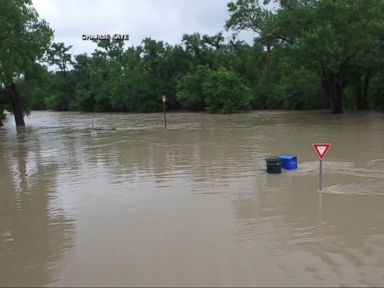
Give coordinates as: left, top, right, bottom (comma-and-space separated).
2, 0, 384, 127
19, 35, 271, 114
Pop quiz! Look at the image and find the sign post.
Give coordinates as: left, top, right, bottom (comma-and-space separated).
319, 158, 323, 191
312, 143, 331, 191
162, 95, 167, 129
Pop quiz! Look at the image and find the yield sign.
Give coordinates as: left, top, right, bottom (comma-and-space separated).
312, 143, 331, 160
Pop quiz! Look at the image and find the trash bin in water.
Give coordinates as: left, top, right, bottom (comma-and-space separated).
265, 156, 282, 174
279, 154, 298, 170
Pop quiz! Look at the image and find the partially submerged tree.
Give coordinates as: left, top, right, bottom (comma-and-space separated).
0, 0, 53, 126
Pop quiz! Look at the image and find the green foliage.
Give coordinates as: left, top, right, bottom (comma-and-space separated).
8, 0, 384, 117
203, 68, 252, 113
226, 0, 384, 113
0, 0, 53, 86
370, 73, 384, 111
0, 0, 53, 125
272, 68, 325, 110
122, 66, 159, 112
17, 64, 51, 110
225, 0, 271, 34
47, 42, 73, 74
176, 66, 209, 110
68, 89, 92, 112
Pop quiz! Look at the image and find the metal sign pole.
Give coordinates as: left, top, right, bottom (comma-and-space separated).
319, 159, 323, 191
162, 95, 167, 129
313, 143, 331, 192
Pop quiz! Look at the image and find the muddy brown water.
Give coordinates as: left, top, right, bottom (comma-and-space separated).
1, 111, 384, 287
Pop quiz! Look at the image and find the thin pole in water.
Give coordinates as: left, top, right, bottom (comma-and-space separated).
319, 159, 323, 191
162, 95, 167, 129
312, 143, 331, 192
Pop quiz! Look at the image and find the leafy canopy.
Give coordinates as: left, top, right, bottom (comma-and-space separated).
0, 0, 53, 85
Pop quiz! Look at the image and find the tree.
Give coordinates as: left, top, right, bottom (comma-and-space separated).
91, 39, 125, 112
17, 63, 52, 110
68, 54, 94, 111
203, 67, 252, 113
226, 0, 384, 113
44, 43, 74, 111
0, 0, 53, 125
47, 42, 73, 77
93, 38, 125, 61
176, 66, 210, 110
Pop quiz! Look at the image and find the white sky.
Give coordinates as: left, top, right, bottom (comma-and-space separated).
32, 0, 255, 56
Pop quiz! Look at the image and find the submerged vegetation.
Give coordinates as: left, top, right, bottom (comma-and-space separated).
1, 0, 384, 126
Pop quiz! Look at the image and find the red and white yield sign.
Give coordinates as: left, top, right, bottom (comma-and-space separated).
312, 143, 331, 160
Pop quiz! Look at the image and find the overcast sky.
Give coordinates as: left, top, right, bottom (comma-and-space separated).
32, 0, 255, 55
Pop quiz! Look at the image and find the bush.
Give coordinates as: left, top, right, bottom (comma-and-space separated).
176, 66, 209, 110
202, 67, 252, 113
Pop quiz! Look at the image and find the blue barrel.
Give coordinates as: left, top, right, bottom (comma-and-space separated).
279, 154, 298, 170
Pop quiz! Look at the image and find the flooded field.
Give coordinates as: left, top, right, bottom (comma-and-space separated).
1, 111, 384, 287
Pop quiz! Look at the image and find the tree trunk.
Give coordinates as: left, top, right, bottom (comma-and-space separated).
358, 71, 371, 109
332, 81, 344, 113
322, 73, 344, 114
9, 82, 25, 126
0, 118, 3, 127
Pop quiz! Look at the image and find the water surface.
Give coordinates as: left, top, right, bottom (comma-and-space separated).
1, 111, 384, 286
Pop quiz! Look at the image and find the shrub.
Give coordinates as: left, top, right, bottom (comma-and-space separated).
202, 67, 252, 113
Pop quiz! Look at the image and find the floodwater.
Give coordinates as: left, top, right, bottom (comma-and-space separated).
1, 111, 384, 287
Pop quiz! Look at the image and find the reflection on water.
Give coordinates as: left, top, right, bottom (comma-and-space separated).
1, 111, 384, 286
0, 128, 74, 287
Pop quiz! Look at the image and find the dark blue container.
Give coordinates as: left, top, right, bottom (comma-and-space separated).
279, 154, 298, 170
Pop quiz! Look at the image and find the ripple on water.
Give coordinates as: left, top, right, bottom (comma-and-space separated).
324, 180, 384, 196
2, 111, 384, 287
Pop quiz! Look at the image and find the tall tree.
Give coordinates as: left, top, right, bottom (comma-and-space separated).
226, 0, 384, 113
0, 0, 52, 125
47, 42, 73, 77
45, 43, 74, 111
